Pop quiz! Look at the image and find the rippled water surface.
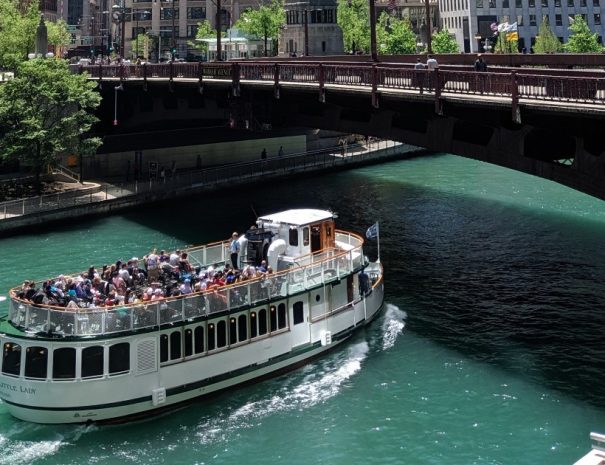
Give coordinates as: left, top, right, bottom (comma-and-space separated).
1, 154, 604, 465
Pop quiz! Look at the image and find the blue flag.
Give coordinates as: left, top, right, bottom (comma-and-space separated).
366, 222, 379, 240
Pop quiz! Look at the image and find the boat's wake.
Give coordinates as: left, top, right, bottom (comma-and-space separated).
195, 341, 370, 444
380, 303, 407, 351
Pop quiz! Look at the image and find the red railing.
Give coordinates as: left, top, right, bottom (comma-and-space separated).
80, 62, 605, 111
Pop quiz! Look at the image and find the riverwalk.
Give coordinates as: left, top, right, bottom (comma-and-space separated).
0, 140, 424, 236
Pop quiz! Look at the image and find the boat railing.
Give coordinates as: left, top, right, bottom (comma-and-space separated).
7, 232, 366, 336
591, 432, 605, 452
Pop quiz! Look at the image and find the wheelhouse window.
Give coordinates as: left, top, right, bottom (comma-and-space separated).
160, 334, 169, 362
170, 331, 182, 360
230, 317, 237, 345
208, 323, 216, 350
2, 343, 21, 376
25, 346, 47, 379
303, 227, 310, 246
278, 303, 287, 329
258, 309, 268, 335
293, 301, 305, 325
82, 346, 104, 378
185, 328, 193, 357
270, 305, 277, 332
109, 343, 130, 375
289, 228, 298, 246
53, 347, 76, 379
238, 314, 248, 342
250, 312, 258, 338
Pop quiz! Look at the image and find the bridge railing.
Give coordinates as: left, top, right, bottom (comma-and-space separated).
80, 62, 605, 108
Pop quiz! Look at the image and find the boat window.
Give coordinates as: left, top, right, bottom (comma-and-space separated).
25, 346, 48, 379
238, 314, 248, 342
170, 331, 182, 360
185, 328, 193, 357
194, 326, 204, 353
208, 324, 216, 351
53, 347, 76, 380
303, 227, 310, 246
258, 309, 267, 335
270, 305, 277, 332
217, 320, 227, 348
160, 334, 169, 363
289, 227, 298, 246
293, 301, 305, 325
250, 312, 258, 338
82, 346, 104, 378
109, 343, 130, 375
278, 303, 287, 329
229, 318, 237, 345
2, 343, 21, 376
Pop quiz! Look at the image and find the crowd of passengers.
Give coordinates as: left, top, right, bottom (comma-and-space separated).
15, 247, 275, 309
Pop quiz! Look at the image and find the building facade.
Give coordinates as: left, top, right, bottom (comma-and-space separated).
438, 0, 605, 52
279, 0, 343, 56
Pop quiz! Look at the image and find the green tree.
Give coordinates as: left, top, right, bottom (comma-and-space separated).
565, 15, 602, 52
431, 29, 460, 53
377, 13, 416, 54
46, 19, 71, 57
189, 19, 220, 55
235, 0, 285, 56
0, 0, 40, 70
337, 0, 370, 53
533, 19, 562, 53
0, 58, 101, 187
494, 32, 518, 53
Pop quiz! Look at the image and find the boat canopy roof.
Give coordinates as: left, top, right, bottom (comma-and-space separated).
258, 209, 333, 227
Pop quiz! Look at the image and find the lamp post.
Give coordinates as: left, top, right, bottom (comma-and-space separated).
424, 0, 432, 54
216, 0, 222, 60
369, 0, 378, 60
112, 1, 127, 58
170, 0, 176, 60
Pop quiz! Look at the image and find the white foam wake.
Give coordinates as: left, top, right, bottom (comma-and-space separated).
195, 341, 369, 444
381, 303, 407, 351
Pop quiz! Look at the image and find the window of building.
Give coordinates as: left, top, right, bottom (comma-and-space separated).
2, 343, 21, 376
53, 347, 76, 379
554, 0, 561, 6
567, 0, 574, 6
25, 346, 47, 379
596, 13, 602, 24
82, 346, 103, 378
170, 331, 181, 359
293, 301, 305, 325
582, 13, 587, 21
109, 343, 130, 375
188, 7, 205, 19
188, 25, 199, 38
503, 0, 509, 6
541, 0, 548, 6
289, 228, 298, 246
520, 0, 526, 7
476, 0, 483, 8
518, 15, 524, 25
556, 14, 562, 24
594, 0, 600, 6
489, 0, 496, 6
160, 7, 179, 20
580, 0, 586, 6
530, 14, 537, 25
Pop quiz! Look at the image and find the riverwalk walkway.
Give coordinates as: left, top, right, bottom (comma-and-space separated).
0, 140, 423, 236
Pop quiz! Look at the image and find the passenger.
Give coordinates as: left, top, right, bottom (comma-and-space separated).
229, 232, 240, 269
180, 279, 193, 295
146, 249, 160, 281
179, 252, 192, 275
159, 250, 170, 263
169, 249, 181, 267
151, 289, 164, 301
257, 260, 268, 273
24, 281, 37, 301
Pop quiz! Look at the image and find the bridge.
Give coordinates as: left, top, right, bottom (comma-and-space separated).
82, 59, 605, 201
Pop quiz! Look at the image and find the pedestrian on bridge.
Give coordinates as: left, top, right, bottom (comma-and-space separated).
474, 54, 488, 72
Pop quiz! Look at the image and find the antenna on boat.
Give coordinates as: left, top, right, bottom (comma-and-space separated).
250, 204, 259, 219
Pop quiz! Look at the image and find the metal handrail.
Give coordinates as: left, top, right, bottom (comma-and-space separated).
7, 231, 365, 336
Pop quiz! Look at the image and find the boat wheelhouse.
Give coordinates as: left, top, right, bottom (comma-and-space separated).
0, 209, 383, 424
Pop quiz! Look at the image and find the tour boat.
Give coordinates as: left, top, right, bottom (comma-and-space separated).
0, 209, 384, 424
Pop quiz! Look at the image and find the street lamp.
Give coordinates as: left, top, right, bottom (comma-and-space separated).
112, 1, 127, 58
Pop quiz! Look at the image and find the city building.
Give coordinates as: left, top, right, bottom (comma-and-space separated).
279, 0, 343, 56
375, 0, 440, 49
438, 0, 605, 52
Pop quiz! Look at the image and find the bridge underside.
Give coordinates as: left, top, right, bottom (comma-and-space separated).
97, 80, 605, 201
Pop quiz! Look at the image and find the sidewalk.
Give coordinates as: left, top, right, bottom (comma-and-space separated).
0, 140, 425, 235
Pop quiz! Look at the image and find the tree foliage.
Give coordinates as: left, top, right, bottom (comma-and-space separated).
0, 0, 40, 70
0, 59, 101, 182
46, 19, 71, 56
337, 0, 370, 53
377, 13, 416, 54
235, 0, 285, 56
565, 15, 602, 52
431, 29, 460, 53
533, 19, 562, 53
189, 20, 220, 53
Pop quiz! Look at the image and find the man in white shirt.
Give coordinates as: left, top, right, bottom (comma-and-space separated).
426, 55, 438, 70
230, 232, 241, 269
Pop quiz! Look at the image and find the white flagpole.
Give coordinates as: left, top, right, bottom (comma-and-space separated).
376, 222, 381, 263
